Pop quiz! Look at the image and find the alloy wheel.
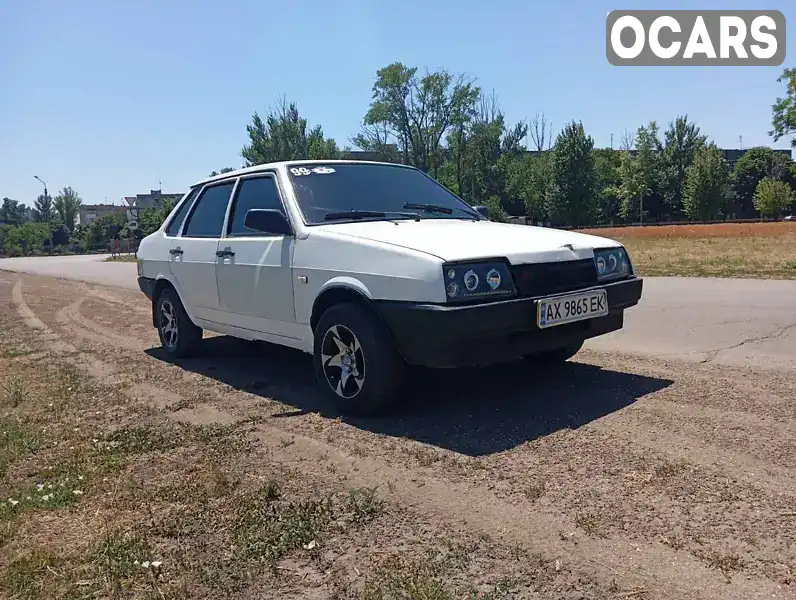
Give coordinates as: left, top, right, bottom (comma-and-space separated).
321, 325, 365, 398
159, 300, 178, 349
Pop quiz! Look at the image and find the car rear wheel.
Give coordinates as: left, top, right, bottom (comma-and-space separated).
523, 341, 583, 365
155, 287, 202, 358
313, 302, 404, 416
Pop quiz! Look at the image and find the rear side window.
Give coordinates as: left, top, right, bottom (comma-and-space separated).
164, 190, 196, 236
183, 182, 235, 238
228, 176, 284, 236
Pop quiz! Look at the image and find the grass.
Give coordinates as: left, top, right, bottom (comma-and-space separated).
103, 254, 138, 263
577, 221, 796, 279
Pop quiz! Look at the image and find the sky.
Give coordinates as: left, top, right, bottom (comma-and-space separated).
1, 0, 794, 207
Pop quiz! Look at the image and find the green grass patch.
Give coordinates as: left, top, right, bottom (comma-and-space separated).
0, 420, 39, 477
0, 550, 62, 600
104, 255, 138, 263
346, 487, 384, 524
233, 484, 334, 563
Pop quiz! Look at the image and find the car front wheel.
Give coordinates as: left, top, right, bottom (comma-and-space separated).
313, 302, 404, 416
155, 287, 202, 358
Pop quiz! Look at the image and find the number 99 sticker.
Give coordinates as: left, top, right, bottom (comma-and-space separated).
290, 166, 335, 176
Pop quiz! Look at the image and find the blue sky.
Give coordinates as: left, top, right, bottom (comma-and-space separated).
1, 0, 793, 207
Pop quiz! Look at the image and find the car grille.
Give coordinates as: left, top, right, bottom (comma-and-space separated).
511, 258, 598, 297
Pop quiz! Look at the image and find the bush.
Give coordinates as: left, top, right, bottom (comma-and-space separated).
484, 196, 509, 223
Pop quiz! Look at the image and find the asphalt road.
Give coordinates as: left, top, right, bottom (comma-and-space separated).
1, 254, 794, 369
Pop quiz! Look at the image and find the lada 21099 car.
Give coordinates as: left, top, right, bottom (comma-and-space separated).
137, 161, 643, 415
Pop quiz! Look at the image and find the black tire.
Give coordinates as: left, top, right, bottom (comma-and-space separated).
155, 287, 202, 358
313, 302, 404, 416
523, 341, 583, 365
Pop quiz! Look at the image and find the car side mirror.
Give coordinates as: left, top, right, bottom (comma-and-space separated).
244, 209, 292, 236
473, 205, 489, 219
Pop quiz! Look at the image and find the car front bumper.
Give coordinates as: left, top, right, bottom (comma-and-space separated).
375, 276, 643, 368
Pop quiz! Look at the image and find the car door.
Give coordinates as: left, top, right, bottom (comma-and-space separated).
215, 174, 298, 339
169, 180, 236, 324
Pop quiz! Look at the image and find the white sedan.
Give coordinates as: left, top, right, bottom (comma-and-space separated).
136, 161, 643, 415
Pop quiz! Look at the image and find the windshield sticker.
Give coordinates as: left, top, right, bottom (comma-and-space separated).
290, 166, 336, 176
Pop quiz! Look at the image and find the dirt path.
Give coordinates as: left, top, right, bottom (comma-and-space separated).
2, 272, 795, 599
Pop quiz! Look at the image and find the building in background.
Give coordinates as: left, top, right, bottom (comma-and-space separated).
123, 189, 184, 230
78, 203, 124, 225
720, 148, 793, 171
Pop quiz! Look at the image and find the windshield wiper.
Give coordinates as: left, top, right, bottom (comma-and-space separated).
403, 202, 480, 219
324, 210, 419, 221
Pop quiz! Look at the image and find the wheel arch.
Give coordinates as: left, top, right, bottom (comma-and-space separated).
310, 283, 375, 332
150, 277, 194, 328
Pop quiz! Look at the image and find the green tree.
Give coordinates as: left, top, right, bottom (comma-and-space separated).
138, 198, 176, 237
731, 147, 794, 218
0, 198, 27, 226
617, 122, 661, 222
658, 115, 706, 218
53, 187, 82, 233
208, 167, 236, 176
483, 195, 509, 222
547, 121, 598, 226
2, 222, 49, 256
81, 212, 127, 250
362, 62, 480, 176
683, 144, 731, 220
593, 148, 623, 224
753, 177, 794, 217
770, 68, 796, 147
241, 96, 340, 166
33, 193, 54, 222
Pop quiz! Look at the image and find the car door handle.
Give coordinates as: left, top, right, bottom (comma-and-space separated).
169, 247, 183, 256
216, 248, 234, 258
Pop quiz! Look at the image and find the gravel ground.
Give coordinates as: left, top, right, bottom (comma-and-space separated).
1, 272, 795, 599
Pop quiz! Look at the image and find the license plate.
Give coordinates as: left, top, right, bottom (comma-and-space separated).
537, 289, 608, 329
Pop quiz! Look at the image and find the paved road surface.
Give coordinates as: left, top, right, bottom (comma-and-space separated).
2, 254, 794, 369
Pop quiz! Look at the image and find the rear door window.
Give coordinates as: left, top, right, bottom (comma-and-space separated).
183, 182, 236, 238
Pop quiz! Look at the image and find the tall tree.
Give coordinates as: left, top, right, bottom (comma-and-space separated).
241, 96, 340, 166
731, 147, 794, 218
0, 198, 27, 226
547, 121, 598, 226
529, 112, 553, 153
683, 144, 731, 220
53, 187, 82, 233
617, 122, 661, 222
362, 62, 480, 176
753, 177, 794, 217
770, 68, 796, 148
658, 115, 707, 218
593, 148, 623, 224
33, 193, 54, 223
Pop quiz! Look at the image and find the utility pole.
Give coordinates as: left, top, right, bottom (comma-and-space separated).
34, 175, 53, 255
739, 135, 743, 150
610, 133, 614, 149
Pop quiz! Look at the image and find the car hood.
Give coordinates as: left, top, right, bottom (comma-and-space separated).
312, 219, 622, 264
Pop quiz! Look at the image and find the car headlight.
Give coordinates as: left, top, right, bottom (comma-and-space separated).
443, 261, 516, 302
594, 247, 631, 281
137, 259, 144, 277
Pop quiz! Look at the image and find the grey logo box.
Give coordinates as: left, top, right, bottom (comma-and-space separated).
606, 10, 785, 66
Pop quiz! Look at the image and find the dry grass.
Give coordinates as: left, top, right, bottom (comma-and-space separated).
577, 222, 796, 279
104, 254, 138, 263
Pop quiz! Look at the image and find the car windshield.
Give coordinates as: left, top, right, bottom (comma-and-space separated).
286, 163, 482, 224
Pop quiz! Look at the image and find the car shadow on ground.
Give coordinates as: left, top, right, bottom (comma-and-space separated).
145, 335, 673, 457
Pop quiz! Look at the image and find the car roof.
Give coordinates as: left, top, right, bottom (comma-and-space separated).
193, 159, 415, 188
